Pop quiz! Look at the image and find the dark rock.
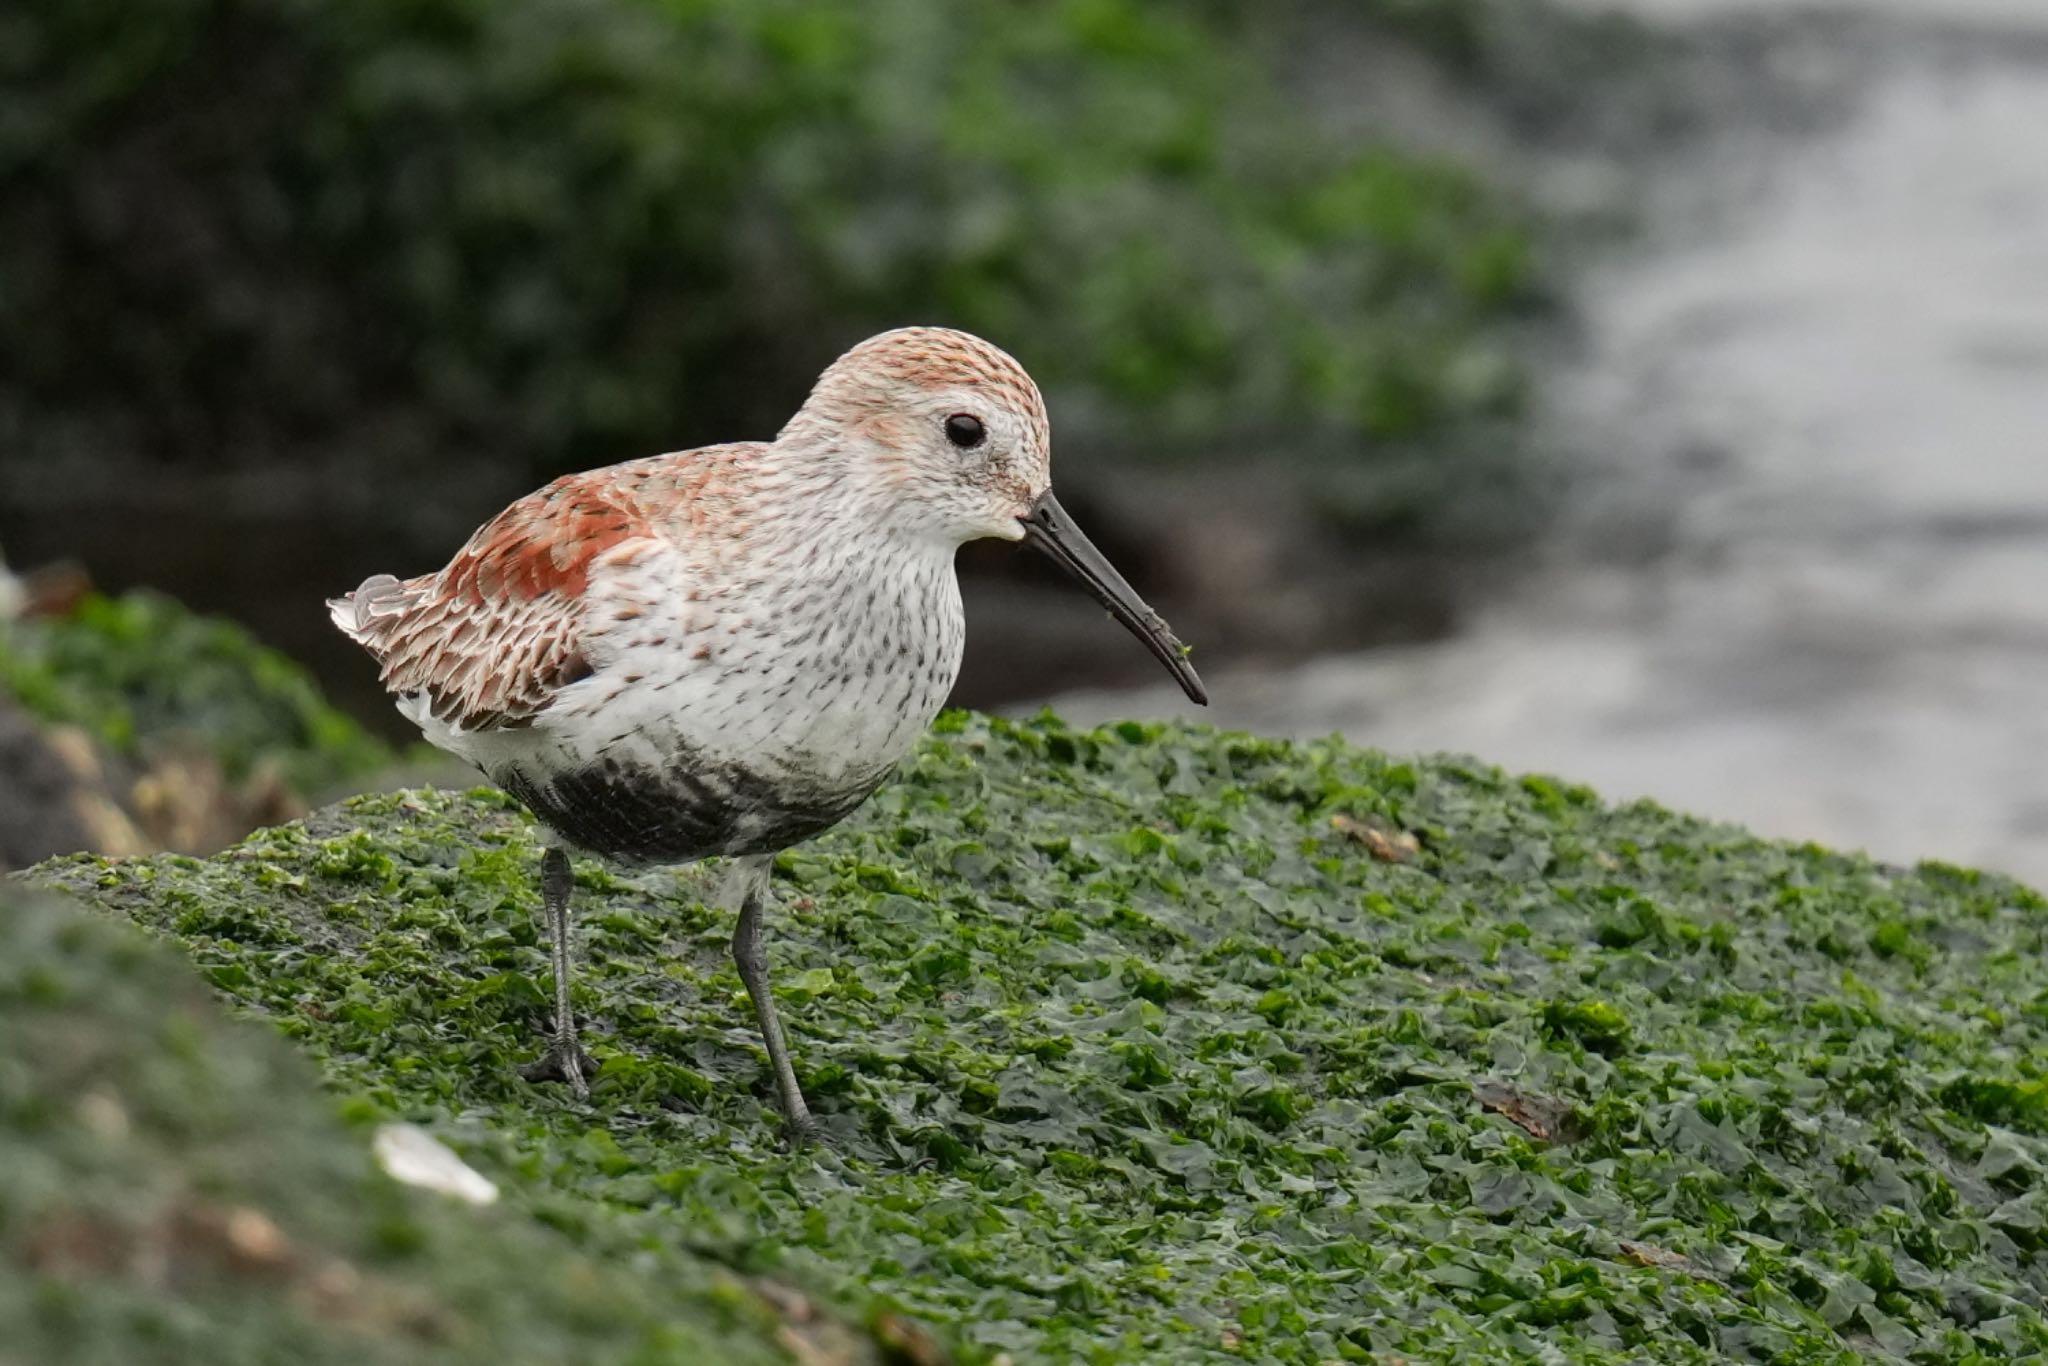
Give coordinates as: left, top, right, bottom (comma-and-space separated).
0, 697, 148, 872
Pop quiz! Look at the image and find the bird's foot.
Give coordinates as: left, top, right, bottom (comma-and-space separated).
519, 1040, 599, 1099
781, 1109, 829, 1151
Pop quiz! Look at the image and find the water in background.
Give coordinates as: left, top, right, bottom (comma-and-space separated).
1038, 2, 2048, 883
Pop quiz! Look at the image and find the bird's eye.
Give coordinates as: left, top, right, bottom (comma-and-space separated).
944, 413, 986, 449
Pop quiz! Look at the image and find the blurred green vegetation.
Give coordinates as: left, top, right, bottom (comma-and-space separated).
0, 592, 392, 796
3, 0, 1541, 487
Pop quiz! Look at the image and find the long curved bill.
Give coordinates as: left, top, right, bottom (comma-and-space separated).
1019, 491, 1209, 706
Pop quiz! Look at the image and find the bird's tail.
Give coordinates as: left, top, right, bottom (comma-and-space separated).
327, 573, 414, 644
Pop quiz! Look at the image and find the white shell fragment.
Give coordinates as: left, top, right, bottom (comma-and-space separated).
372, 1122, 500, 1206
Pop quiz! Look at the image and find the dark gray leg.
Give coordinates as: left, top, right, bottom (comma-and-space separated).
519, 845, 597, 1098
727, 855, 817, 1141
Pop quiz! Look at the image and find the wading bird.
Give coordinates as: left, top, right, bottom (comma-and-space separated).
329, 327, 1206, 1138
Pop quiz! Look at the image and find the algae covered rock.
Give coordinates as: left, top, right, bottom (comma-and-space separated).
0, 590, 400, 865
0, 590, 392, 798
0, 884, 880, 1365
33, 713, 2048, 1363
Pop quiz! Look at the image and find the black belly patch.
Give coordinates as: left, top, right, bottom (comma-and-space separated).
496, 755, 877, 865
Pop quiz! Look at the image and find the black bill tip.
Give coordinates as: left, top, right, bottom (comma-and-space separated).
1019, 491, 1208, 706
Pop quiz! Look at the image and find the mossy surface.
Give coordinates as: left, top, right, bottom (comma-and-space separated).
34, 713, 2048, 1363
0, 887, 883, 1365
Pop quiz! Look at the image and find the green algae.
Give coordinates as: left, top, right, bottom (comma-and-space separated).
0, 886, 878, 1365
32, 712, 2048, 1363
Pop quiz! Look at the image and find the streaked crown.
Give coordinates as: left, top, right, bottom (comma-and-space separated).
784, 327, 1053, 545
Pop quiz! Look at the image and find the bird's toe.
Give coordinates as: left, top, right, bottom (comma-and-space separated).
519, 1043, 600, 1099
781, 1110, 830, 1151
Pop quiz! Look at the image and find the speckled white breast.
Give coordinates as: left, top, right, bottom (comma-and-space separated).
418, 531, 965, 860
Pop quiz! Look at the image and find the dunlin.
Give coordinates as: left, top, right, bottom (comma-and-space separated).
329, 327, 1205, 1137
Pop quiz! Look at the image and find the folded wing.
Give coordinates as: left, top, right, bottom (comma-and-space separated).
329, 475, 659, 732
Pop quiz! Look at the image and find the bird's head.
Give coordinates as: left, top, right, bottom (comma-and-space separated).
786, 326, 1207, 705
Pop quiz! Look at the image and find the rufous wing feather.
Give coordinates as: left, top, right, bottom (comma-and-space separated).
330, 475, 656, 731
